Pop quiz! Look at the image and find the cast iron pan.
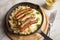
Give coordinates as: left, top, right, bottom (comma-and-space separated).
6, 2, 52, 40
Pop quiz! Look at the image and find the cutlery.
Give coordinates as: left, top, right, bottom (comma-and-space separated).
49, 10, 57, 26
49, 10, 57, 36
44, 10, 57, 40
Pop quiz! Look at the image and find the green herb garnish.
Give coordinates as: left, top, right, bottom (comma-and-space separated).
32, 14, 35, 16
36, 24, 40, 28
36, 18, 40, 22
20, 7, 23, 11
18, 6, 23, 11
36, 11, 40, 14
20, 20, 25, 24
24, 12, 30, 16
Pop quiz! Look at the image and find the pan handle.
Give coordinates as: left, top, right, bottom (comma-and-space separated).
38, 30, 53, 40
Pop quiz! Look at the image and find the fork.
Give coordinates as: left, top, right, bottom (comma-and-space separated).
44, 10, 57, 40
49, 10, 57, 36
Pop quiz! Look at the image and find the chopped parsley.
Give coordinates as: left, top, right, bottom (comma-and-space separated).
24, 12, 30, 16
36, 18, 40, 22
24, 10, 35, 16
32, 14, 35, 16
36, 24, 40, 28
20, 7, 23, 11
36, 11, 40, 14
20, 20, 25, 24
18, 6, 23, 11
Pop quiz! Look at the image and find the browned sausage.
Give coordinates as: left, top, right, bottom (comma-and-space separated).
15, 8, 32, 19
20, 18, 37, 31
18, 14, 34, 21
17, 10, 33, 20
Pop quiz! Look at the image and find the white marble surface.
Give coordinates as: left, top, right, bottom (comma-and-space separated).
0, 0, 60, 40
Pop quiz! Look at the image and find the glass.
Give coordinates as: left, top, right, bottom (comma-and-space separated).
45, 0, 56, 9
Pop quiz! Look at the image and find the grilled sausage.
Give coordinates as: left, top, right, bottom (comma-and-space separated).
20, 18, 37, 31
17, 10, 33, 20
15, 8, 32, 19
19, 14, 34, 21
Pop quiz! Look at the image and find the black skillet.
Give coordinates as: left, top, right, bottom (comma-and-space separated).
6, 2, 52, 40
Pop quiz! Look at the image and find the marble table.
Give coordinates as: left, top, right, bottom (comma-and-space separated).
0, 0, 60, 40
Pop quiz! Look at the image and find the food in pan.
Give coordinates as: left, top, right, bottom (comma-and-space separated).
9, 6, 42, 34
